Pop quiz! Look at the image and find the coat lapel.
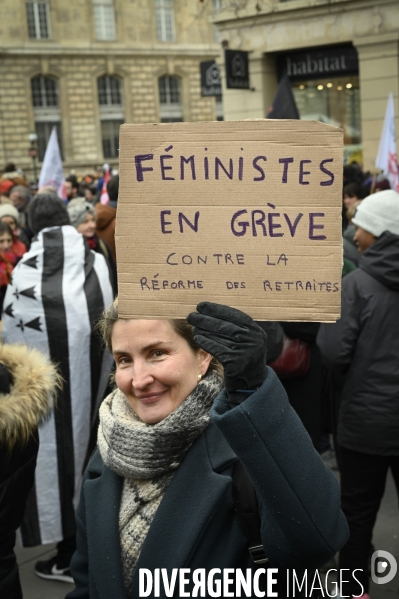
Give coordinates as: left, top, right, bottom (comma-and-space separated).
130, 423, 237, 599
84, 460, 126, 599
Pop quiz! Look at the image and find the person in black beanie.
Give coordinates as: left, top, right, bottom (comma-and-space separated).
28, 192, 70, 234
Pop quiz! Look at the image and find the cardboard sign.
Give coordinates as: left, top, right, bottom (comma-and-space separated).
117, 120, 343, 321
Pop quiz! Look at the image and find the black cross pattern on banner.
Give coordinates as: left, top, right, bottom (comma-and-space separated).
20, 286, 37, 300
16, 317, 42, 333
21, 255, 38, 269
4, 303, 14, 318
12, 286, 37, 301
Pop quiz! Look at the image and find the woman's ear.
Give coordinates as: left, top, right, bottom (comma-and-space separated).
198, 349, 212, 375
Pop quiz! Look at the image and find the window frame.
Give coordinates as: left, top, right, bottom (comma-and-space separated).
158, 75, 183, 122
30, 75, 63, 160
97, 75, 124, 159
92, 0, 116, 41
100, 120, 123, 159
26, 1, 51, 40
212, 0, 223, 43
215, 95, 224, 121
155, 0, 175, 43
35, 122, 64, 162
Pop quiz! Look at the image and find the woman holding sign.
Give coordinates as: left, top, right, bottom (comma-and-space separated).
66, 301, 349, 599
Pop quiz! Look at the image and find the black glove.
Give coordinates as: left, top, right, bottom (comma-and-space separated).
187, 302, 267, 404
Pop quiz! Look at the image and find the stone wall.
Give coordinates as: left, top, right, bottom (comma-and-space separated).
213, 0, 399, 171
0, 0, 220, 177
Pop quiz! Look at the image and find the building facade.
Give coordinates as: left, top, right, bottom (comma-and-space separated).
213, 0, 399, 171
0, 0, 221, 177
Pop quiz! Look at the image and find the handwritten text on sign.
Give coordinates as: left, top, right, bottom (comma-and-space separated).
117, 120, 343, 321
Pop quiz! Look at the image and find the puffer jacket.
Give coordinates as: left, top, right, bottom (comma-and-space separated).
0, 344, 59, 599
317, 231, 399, 455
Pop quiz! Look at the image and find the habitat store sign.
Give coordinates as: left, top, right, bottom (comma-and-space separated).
117, 120, 343, 322
277, 45, 359, 81
225, 50, 250, 89
200, 61, 222, 97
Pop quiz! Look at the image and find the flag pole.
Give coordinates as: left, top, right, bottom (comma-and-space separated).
370, 169, 378, 194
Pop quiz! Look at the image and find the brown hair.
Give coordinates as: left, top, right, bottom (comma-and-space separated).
97, 297, 222, 375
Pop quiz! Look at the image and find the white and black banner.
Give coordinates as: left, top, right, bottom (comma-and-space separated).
2, 225, 114, 545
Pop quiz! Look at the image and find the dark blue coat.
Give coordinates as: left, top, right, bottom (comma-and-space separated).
317, 232, 399, 455
66, 368, 348, 599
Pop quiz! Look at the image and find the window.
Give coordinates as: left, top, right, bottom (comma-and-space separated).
93, 0, 116, 41
158, 76, 183, 122
215, 95, 224, 121
26, 1, 50, 39
212, 0, 222, 43
292, 75, 361, 146
98, 75, 124, 158
155, 0, 175, 42
31, 75, 63, 160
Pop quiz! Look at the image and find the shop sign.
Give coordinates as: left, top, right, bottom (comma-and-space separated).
225, 50, 250, 89
200, 61, 222, 97
277, 45, 359, 81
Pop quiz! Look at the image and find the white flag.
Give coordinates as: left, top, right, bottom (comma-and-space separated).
38, 127, 66, 200
100, 163, 110, 205
375, 93, 399, 192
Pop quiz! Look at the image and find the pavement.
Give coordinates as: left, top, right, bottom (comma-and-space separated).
15, 542, 74, 599
15, 469, 398, 599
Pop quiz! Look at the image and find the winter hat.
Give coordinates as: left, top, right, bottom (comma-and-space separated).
0, 180, 14, 195
28, 193, 70, 234
0, 203, 19, 223
352, 190, 399, 237
67, 199, 96, 228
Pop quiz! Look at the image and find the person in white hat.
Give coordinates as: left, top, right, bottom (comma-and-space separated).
0, 203, 29, 256
351, 189, 399, 252
317, 189, 399, 599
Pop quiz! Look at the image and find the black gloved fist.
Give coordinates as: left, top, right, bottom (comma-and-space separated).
187, 302, 267, 404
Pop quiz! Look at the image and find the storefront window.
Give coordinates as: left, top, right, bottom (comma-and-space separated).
292, 75, 361, 161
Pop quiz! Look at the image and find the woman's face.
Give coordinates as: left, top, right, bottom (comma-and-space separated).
0, 232, 13, 251
77, 214, 96, 238
112, 319, 211, 424
354, 226, 376, 253
84, 188, 94, 202
0, 216, 16, 231
343, 194, 359, 210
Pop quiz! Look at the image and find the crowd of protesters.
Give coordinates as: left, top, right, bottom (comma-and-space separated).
0, 157, 397, 599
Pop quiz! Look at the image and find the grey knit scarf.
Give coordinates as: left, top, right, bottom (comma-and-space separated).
97, 371, 223, 595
